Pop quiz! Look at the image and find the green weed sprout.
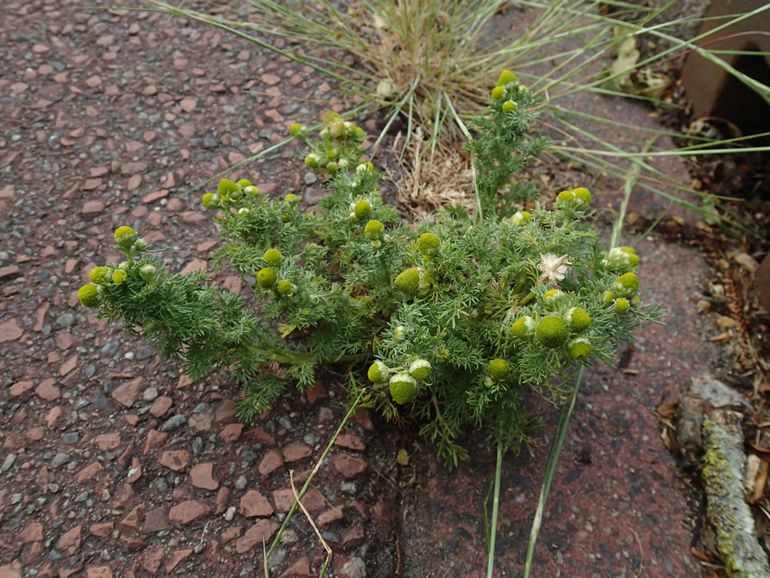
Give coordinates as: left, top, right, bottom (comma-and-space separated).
80, 75, 653, 465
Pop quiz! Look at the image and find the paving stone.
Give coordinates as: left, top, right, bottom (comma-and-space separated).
331, 454, 369, 479
258, 448, 284, 477
235, 519, 280, 554
282, 441, 312, 463
111, 377, 144, 408
169, 500, 209, 525
158, 449, 190, 471
239, 489, 274, 518
190, 462, 219, 490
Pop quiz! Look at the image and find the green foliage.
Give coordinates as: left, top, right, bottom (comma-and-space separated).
80, 84, 653, 465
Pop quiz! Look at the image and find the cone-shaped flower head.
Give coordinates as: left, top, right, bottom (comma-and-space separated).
257, 267, 278, 289
491, 86, 505, 101
511, 316, 535, 339
88, 266, 110, 284
565, 307, 591, 332
535, 316, 568, 348
409, 359, 432, 380
364, 220, 384, 240
613, 272, 639, 298
488, 358, 509, 380
389, 373, 417, 405
417, 233, 441, 256
276, 280, 295, 297
395, 267, 431, 297
614, 297, 630, 313
112, 270, 127, 285
568, 338, 593, 360
263, 249, 282, 266
114, 226, 137, 251
502, 100, 518, 113
78, 284, 99, 307
354, 200, 373, 220
139, 264, 157, 282
497, 70, 518, 86
368, 361, 390, 384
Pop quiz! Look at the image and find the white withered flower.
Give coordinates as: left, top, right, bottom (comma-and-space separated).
538, 253, 571, 286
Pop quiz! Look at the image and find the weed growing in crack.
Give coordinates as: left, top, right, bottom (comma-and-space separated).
79, 73, 656, 467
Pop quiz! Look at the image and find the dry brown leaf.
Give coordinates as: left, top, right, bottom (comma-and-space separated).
746, 455, 769, 503
709, 332, 733, 342
716, 315, 739, 329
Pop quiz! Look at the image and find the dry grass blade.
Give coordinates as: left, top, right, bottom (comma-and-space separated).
290, 470, 333, 576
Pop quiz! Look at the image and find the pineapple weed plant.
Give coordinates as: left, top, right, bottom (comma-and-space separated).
79, 71, 652, 467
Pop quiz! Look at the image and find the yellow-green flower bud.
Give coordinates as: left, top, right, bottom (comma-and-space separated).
389, 373, 417, 405
565, 307, 591, 332
502, 100, 518, 113
114, 226, 137, 251
572, 187, 592, 207
88, 266, 110, 284
511, 210, 531, 225
556, 190, 576, 206
326, 161, 339, 173
217, 178, 239, 197
488, 358, 509, 380
284, 193, 299, 206
133, 239, 148, 252
326, 148, 338, 161
257, 267, 278, 289
289, 123, 308, 139
304, 153, 320, 168
497, 69, 518, 86
263, 249, 282, 266
535, 316, 568, 348
543, 289, 565, 306
393, 325, 406, 341
329, 121, 346, 139
417, 233, 441, 256
603, 246, 639, 272
139, 264, 157, 282
354, 200, 373, 220
394, 267, 431, 297
112, 270, 127, 285
615, 297, 630, 313
511, 316, 535, 339
613, 272, 639, 297
568, 338, 592, 360
602, 291, 614, 307
364, 220, 384, 240
409, 359, 431, 380
244, 185, 260, 196
491, 86, 505, 101
276, 280, 295, 297
201, 192, 217, 209
237, 179, 252, 188
78, 284, 99, 307
368, 361, 390, 384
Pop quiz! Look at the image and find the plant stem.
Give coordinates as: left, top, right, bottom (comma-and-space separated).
523, 366, 585, 578
486, 438, 504, 578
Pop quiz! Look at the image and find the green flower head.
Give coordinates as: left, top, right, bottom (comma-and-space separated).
497, 69, 518, 86
614, 297, 630, 313
289, 122, 308, 139
556, 189, 576, 206
114, 226, 137, 251
257, 267, 278, 289
364, 219, 384, 240
417, 233, 441, 256
389, 373, 417, 405
139, 264, 157, 282
112, 270, 127, 285
368, 361, 390, 384
394, 267, 431, 297
511, 316, 535, 339
276, 280, 295, 297
488, 358, 509, 380
409, 359, 432, 380
502, 100, 518, 113
535, 316, 568, 348
565, 307, 591, 332
304, 153, 320, 168
491, 86, 505, 101
543, 289, 565, 306
603, 246, 639, 272
217, 178, 239, 197
568, 338, 592, 360
201, 192, 217, 209
571, 187, 592, 207
236, 178, 252, 188
88, 266, 110, 284
613, 272, 639, 297
353, 200, 373, 220
284, 193, 299, 206
511, 210, 531, 225
77, 284, 99, 307
263, 249, 282, 266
